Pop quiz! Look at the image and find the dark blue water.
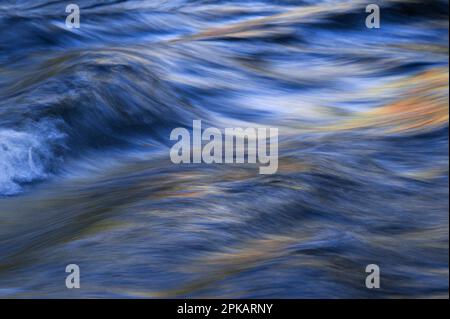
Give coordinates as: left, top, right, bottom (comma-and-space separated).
0, 0, 448, 298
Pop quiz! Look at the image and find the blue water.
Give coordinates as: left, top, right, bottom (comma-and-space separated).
0, 0, 448, 298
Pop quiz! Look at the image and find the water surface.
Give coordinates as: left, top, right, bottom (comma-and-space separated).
0, 0, 448, 298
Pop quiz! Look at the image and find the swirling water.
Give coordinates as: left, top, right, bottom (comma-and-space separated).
0, 0, 448, 298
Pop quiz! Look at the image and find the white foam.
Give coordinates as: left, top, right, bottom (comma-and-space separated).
0, 122, 65, 195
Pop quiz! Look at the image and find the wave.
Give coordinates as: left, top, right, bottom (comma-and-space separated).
0, 0, 448, 195
0, 0, 448, 298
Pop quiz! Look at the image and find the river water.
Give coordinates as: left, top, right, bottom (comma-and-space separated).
0, 0, 448, 298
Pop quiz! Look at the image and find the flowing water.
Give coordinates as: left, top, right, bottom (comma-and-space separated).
0, 0, 448, 298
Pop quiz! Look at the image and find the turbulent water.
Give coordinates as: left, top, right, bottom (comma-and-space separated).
0, 0, 448, 298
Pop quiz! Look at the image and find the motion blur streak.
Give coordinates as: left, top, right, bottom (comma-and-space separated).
0, 0, 448, 298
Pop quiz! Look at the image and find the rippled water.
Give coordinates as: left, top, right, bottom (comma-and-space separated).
0, 0, 448, 298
